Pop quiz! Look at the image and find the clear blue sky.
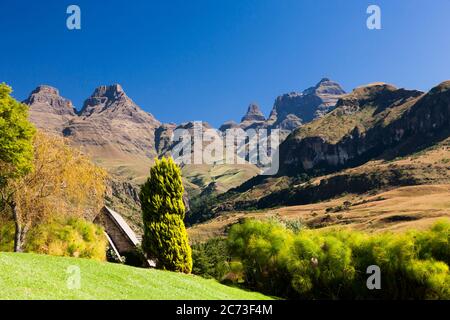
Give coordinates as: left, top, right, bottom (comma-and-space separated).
1, 0, 450, 127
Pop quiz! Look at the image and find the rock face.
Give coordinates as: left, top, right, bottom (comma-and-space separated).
219, 78, 345, 134
278, 81, 450, 176
24, 85, 76, 134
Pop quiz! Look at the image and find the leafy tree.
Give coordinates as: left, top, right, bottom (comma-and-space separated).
140, 157, 192, 273
0, 83, 36, 251
1, 131, 107, 252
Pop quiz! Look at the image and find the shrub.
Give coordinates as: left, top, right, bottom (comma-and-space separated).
227, 219, 450, 299
286, 230, 356, 299
227, 219, 293, 296
140, 157, 192, 273
413, 220, 450, 265
24, 217, 107, 261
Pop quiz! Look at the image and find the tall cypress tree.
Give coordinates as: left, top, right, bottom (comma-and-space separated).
140, 157, 192, 273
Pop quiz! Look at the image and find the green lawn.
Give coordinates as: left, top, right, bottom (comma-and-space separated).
0, 252, 271, 300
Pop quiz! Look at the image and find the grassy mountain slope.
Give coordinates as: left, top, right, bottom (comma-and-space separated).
0, 253, 271, 300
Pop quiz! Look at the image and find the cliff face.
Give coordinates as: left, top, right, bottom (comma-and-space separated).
279, 82, 449, 176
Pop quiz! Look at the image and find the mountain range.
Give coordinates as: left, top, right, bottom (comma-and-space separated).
24, 78, 450, 236
25, 78, 345, 183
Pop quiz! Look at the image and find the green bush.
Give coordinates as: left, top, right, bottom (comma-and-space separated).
192, 238, 230, 280
227, 219, 450, 299
140, 157, 192, 273
413, 220, 450, 265
227, 219, 293, 297
24, 217, 107, 261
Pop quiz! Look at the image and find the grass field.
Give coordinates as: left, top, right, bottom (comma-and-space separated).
0, 252, 271, 300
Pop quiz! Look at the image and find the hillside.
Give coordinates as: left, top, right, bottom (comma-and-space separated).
0, 253, 271, 300
188, 133, 450, 224
189, 184, 450, 242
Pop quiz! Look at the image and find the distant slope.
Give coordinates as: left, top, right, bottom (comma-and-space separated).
0, 253, 271, 300
182, 164, 260, 197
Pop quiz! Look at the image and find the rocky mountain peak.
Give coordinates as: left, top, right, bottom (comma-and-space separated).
301, 78, 345, 97
31, 85, 60, 96
241, 103, 266, 122
310, 78, 346, 96
91, 84, 125, 100
24, 85, 75, 116
79, 84, 152, 120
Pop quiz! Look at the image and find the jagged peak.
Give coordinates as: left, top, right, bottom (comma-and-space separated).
80, 84, 134, 116
241, 103, 265, 122
90, 84, 126, 99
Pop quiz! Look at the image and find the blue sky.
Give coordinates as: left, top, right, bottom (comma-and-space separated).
1, 0, 450, 127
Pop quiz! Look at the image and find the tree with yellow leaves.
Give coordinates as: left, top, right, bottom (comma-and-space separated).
1, 131, 107, 252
